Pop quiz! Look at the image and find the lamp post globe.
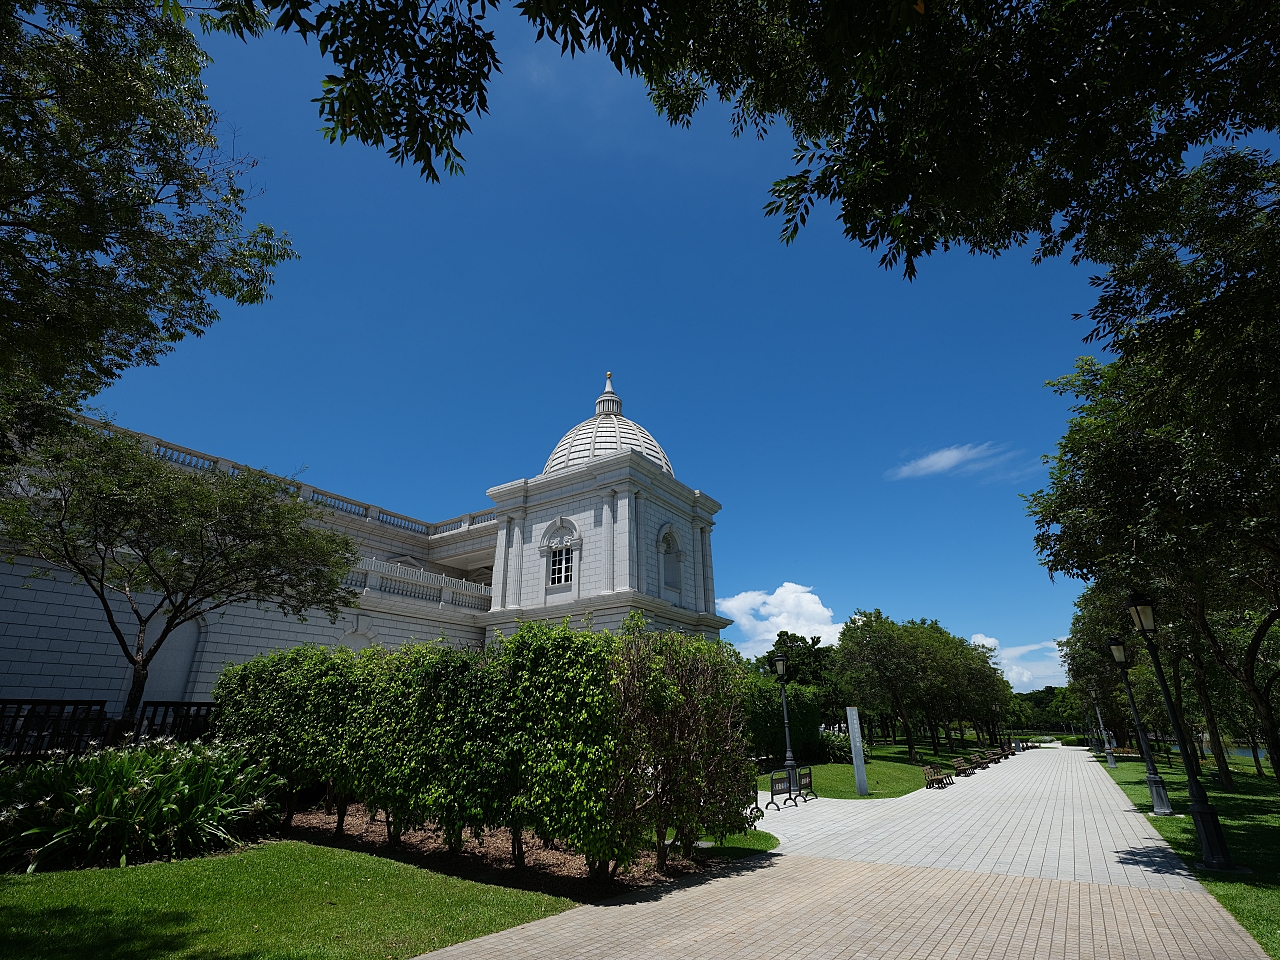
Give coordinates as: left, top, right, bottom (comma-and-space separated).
773, 651, 797, 788
1123, 593, 1244, 872
1106, 636, 1173, 816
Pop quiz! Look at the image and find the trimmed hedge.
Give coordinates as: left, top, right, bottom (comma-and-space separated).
0, 741, 282, 872
743, 674, 823, 764
212, 616, 759, 877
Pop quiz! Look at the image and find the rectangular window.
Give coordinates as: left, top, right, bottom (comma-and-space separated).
550, 547, 573, 585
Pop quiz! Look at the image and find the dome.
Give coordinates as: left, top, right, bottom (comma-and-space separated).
542, 373, 674, 477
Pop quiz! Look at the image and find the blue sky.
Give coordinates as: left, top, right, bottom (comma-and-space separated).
98, 10, 1107, 690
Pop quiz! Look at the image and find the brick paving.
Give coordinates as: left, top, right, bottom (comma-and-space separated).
419, 747, 1266, 959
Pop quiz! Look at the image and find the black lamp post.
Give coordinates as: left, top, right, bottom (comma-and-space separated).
1090, 685, 1117, 769
1126, 592, 1243, 872
773, 652, 798, 789
1106, 635, 1173, 816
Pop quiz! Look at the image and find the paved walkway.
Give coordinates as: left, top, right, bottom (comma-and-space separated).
420, 747, 1265, 959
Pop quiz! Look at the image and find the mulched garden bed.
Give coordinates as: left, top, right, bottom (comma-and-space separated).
289, 803, 725, 902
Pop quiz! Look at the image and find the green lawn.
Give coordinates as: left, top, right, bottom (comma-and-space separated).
755, 742, 999, 799
1102, 755, 1280, 960
0, 840, 574, 960
701, 830, 780, 859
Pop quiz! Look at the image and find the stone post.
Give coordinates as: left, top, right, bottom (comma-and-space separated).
691, 522, 705, 613
603, 491, 615, 593
509, 512, 525, 609
492, 518, 510, 610
634, 492, 646, 596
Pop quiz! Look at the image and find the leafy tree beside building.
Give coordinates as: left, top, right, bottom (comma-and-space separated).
0, 422, 360, 724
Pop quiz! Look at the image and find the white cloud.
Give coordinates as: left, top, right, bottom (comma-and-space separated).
1005, 664, 1035, 685
886, 442, 1010, 480
885, 441, 1043, 483
971, 633, 1066, 692
971, 633, 999, 651
717, 582, 840, 657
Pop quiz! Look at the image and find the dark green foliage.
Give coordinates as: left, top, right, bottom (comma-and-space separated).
839, 611, 1012, 763
742, 673, 822, 765
753, 631, 848, 727
211, 644, 358, 818
2, 0, 295, 410
615, 621, 758, 869
0, 741, 282, 872
213, 618, 758, 876
1012, 687, 1074, 732
0, 423, 360, 723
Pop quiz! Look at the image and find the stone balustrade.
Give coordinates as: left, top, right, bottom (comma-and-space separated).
111, 424, 496, 541
349, 557, 492, 612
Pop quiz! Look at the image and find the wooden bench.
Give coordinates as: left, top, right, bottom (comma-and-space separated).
951, 757, 976, 777
968, 753, 990, 770
984, 749, 1003, 764
923, 764, 954, 789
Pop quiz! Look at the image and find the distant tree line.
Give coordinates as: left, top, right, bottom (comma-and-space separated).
747, 616, 1016, 767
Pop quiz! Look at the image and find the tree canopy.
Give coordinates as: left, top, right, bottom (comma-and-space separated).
1, 0, 295, 455
210, 0, 1280, 276
0, 421, 360, 722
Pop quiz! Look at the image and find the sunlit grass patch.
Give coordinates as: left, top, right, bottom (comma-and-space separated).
0, 840, 574, 960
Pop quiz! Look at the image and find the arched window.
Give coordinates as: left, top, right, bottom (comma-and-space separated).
550, 542, 573, 585
662, 531, 681, 590
541, 518, 580, 592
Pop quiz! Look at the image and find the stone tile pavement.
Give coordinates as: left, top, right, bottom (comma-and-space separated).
758, 746, 1196, 890
419, 747, 1266, 959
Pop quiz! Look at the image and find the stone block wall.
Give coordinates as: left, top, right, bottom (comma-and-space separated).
0, 556, 485, 714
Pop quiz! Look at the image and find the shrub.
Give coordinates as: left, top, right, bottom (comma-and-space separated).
499, 620, 621, 874
212, 643, 358, 823
743, 675, 823, 764
209, 620, 760, 879
820, 729, 854, 764
615, 623, 759, 869
0, 741, 282, 872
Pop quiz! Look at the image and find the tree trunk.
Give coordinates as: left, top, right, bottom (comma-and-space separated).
894, 696, 917, 763
120, 659, 148, 728
654, 822, 669, 870
510, 819, 525, 868
929, 720, 940, 756
1246, 730, 1265, 776
1193, 603, 1280, 783
944, 719, 954, 753
1252, 694, 1280, 783
336, 798, 348, 835
1168, 658, 1202, 777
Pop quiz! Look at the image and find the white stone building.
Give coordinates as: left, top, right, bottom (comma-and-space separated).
0, 375, 731, 712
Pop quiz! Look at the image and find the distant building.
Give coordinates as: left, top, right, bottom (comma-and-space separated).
0, 374, 731, 712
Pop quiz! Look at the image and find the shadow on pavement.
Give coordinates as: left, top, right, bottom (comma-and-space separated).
1112, 846, 1192, 875
589, 853, 782, 909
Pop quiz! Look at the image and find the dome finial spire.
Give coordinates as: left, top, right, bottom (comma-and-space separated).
596, 372, 622, 415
